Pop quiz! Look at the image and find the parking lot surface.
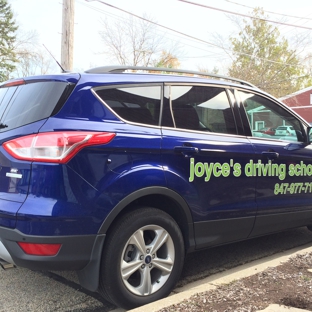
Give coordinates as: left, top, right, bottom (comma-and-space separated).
1, 227, 312, 311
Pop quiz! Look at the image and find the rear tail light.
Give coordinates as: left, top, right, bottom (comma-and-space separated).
17, 242, 61, 256
3, 131, 116, 163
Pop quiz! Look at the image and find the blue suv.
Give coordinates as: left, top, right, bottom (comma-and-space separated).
1, 66, 312, 309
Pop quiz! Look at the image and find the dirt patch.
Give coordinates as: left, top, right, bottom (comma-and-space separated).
158, 252, 312, 312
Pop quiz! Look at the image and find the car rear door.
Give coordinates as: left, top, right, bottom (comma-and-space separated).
161, 84, 257, 249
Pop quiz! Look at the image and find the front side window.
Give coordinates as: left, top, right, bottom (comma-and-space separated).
238, 91, 303, 142
95, 85, 161, 126
163, 85, 237, 135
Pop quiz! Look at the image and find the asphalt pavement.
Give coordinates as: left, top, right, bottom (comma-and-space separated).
1, 227, 312, 311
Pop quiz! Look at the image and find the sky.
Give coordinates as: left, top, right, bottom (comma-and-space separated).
8, 0, 312, 75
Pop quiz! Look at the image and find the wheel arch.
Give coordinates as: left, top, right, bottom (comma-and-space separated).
99, 186, 195, 253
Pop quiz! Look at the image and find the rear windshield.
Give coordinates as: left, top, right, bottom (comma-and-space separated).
0, 81, 72, 132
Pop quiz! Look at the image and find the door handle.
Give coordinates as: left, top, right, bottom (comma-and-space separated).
174, 146, 199, 157
261, 151, 279, 159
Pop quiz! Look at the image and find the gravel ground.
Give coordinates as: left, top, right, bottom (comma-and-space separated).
158, 252, 312, 312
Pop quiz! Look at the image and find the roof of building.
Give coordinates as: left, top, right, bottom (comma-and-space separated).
279, 85, 312, 101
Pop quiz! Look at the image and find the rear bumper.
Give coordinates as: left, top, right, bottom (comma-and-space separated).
0, 226, 104, 271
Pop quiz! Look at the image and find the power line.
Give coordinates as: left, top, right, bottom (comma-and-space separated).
224, 0, 312, 21
80, 0, 226, 60
85, 0, 231, 51
223, 0, 312, 39
178, 0, 312, 30
85, 0, 222, 49
78, 0, 226, 64
84, 0, 306, 68
77, 0, 125, 21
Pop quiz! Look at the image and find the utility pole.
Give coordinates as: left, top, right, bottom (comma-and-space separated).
61, 0, 75, 71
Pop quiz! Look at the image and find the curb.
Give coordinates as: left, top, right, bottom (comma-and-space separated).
258, 304, 309, 311
127, 242, 312, 312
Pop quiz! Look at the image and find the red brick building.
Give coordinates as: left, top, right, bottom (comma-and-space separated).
280, 86, 312, 122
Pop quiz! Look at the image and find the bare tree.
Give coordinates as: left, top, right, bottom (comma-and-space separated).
11, 30, 57, 77
14, 48, 56, 77
99, 14, 181, 67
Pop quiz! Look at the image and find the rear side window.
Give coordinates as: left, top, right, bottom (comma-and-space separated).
95, 86, 161, 125
0, 81, 71, 132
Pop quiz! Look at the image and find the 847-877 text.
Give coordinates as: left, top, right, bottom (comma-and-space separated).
274, 182, 312, 195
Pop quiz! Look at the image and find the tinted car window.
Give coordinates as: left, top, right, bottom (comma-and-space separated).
163, 85, 237, 134
0, 86, 17, 124
0, 81, 70, 132
95, 86, 161, 125
238, 91, 303, 142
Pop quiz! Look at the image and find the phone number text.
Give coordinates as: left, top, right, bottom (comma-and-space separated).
274, 182, 312, 195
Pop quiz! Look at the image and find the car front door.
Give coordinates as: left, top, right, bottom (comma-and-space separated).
237, 90, 312, 237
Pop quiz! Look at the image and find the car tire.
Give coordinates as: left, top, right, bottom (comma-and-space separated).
98, 207, 185, 310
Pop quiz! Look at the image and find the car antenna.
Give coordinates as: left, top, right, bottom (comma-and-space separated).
43, 44, 69, 73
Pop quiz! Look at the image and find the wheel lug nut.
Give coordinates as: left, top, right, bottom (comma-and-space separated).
141, 264, 145, 269
146, 249, 150, 254
140, 255, 144, 260
149, 263, 152, 268
152, 254, 155, 259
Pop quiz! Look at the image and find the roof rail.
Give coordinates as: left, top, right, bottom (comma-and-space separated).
85, 65, 256, 88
